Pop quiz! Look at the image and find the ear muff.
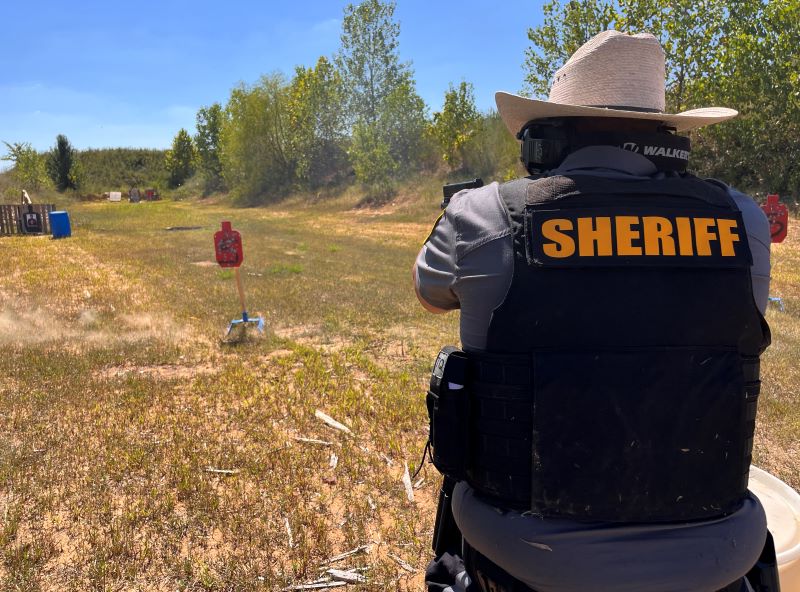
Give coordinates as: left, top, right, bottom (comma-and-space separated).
518, 119, 691, 174
518, 120, 572, 174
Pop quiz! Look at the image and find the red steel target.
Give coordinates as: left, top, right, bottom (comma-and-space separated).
762, 194, 788, 243
214, 221, 244, 267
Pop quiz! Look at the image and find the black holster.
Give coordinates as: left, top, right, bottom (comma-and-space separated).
427, 347, 469, 561
426, 346, 469, 480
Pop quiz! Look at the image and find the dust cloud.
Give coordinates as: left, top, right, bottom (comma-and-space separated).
0, 308, 189, 348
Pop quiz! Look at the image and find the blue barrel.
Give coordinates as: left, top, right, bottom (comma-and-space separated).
50, 211, 72, 239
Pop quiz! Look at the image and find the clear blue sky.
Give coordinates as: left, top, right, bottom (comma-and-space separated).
1, 0, 545, 152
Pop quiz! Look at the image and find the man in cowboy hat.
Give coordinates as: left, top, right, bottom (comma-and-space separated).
415, 31, 772, 592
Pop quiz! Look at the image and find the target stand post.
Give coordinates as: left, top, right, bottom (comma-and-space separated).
213, 221, 264, 336
226, 266, 265, 335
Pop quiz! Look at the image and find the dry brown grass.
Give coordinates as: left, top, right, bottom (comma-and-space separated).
753, 220, 800, 485
0, 195, 457, 591
0, 194, 796, 591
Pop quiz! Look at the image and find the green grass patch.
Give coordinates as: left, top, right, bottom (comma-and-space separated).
268, 262, 303, 275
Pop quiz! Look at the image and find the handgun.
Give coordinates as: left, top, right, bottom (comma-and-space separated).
441, 178, 483, 209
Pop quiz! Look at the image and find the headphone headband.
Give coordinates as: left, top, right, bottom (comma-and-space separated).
519, 119, 691, 174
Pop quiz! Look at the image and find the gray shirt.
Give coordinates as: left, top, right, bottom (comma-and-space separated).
415, 146, 771, 351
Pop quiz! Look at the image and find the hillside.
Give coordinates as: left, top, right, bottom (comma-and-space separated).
0, 147, 169, 203
78, 147, 168, 194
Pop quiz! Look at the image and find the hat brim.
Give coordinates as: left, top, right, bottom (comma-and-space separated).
495, 91, 738, 135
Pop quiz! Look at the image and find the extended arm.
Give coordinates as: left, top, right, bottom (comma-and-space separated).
413, 209, 460, 314
413, 262, 449, 314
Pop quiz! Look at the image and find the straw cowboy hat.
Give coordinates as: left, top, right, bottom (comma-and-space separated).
496, 30, 737, 135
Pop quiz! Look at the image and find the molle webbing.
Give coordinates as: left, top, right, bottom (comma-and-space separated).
464, 174, 770, 522
467, 353, 533, 510
466, 351, 763, 520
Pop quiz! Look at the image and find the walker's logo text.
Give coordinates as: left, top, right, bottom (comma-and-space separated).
620, 143, 690, 161
526, 208, 751, 267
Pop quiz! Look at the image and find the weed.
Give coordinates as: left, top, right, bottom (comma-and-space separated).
268, 263, 303, 275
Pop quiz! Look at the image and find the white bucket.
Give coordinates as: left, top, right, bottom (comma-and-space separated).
749, 465, 800, 592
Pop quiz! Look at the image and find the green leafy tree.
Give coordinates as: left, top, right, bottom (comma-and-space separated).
615, 0, 732, 113
381, 74, 430, 173
337, 0, 408, 127
194, 103, 225, 193
461, 112, 523, 180
77, 148, 167, 194
337, 0, 429, 197
288, 57, 348, 187
46, 134, 80, 191
523, 0, 800, 198
2, 142, 49, 191
524, 1, 618, 98
431, 82, 481, 169
220, 73, 294, 205
165, 128, 196, 188
525, 1, 740, 112
693, 0, 800, 198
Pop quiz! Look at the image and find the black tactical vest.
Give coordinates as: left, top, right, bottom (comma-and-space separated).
466, 174, 770, 523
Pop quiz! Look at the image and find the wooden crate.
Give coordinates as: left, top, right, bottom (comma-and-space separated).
0, 204, 55, 236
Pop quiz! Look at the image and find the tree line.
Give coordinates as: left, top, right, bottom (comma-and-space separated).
3, 0, 797, 203
171, 0, 798, 203
1, 138, 168, 196
164, 0, 519, 205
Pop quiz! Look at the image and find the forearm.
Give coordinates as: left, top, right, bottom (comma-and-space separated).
413, 263, 449, 314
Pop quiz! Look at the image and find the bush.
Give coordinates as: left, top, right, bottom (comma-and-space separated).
349, 122, 397, 203
78, 148, 168, 194
461, 112, 523, 181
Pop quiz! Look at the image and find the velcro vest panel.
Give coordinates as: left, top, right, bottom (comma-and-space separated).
467, 174, 770, 523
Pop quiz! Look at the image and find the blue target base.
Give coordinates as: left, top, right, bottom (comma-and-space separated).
226, 311, 265, 335
768, 296, 785, 312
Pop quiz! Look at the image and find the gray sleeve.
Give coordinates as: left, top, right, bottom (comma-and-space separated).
729, 188, 771, 314
414, 183, 514, 350
414, 182, 513, 315
415, 208, 460, 310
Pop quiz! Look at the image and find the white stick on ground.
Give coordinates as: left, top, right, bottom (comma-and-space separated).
314, 410, 352, 434
285, 516, 294, 549
293, 437, 333, 446
320, 545, 371, 565
281, 582, 347, 591
388, 552, 417, 573
204, 467, 239, 475
326, 569, 366, 584
401, 462, 415, 502
320, 544, 371, 565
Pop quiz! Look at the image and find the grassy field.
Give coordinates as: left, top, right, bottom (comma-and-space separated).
0, 185, 798, 591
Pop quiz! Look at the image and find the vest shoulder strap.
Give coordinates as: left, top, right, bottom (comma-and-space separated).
498, 176, 539, 236
500, 173, 739, 211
